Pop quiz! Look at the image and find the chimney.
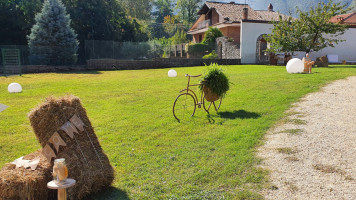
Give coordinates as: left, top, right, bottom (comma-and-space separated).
243, 8, 248, 20
268, 3, 273, 12
337, 17, 344, 24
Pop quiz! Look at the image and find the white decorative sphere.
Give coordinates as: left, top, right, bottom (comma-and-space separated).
286, 58, 304, 74
8, 83, 22, 93
168, 69, 177, 77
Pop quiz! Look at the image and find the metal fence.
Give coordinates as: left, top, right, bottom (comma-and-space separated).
0, 45, 29, 75
0, 41, 190, 75
0, 45, 29, 65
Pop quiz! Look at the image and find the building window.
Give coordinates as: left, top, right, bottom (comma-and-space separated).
199, 35, 202, 42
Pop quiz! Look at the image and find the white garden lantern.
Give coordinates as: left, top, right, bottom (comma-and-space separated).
8, 82, 22, 93
286, 58, 304, 74
168, 69, 177, 77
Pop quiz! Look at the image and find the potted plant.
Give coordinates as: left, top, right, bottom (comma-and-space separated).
200, 63, 230, 102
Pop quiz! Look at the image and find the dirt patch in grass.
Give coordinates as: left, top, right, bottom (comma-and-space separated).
279, 118, 307, 125
285, 156, 299, 162
285, 181, 298, 192
276, 147, 298, 155
280, 129, 303, 135
313, 164, 343, 174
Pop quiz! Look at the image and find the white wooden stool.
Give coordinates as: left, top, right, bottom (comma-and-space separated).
47, 178, 76, 200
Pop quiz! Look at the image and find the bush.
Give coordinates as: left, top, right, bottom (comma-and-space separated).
187, 43, 214, 54
118, 42, 151, 59
170, 30, 188, 45
162, 51, 168, 58
202, 27, 223, 44
147, 38, 172, 59
203, 50, 218, 59
200, 63, 230, 97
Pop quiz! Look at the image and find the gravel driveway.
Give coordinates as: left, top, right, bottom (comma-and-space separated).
258, 76, 356, 200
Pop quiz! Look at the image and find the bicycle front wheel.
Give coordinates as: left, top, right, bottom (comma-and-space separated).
173, 93, 196, 122
203, 96, 222, 114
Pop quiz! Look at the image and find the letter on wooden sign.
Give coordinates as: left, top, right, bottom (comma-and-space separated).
42, 144, 56, 162
70, 114, 85, 132
49, 132, 67, 152
61, 121, 78, 138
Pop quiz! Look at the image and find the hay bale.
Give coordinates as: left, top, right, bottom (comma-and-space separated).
28, 95, 114, 199
0, 150, 55, 200
316, 56, 329, 67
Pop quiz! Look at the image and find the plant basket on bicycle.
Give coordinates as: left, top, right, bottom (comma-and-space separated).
202, 84, 222, 113
199, 64, 229, 113
172, 64, 229, 121
200, 65, 229, 99
202, 85, 219, 102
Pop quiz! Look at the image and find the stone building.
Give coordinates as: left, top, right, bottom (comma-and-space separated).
215, 36, 240, 59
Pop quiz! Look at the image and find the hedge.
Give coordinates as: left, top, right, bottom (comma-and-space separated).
186, 42, 215, 54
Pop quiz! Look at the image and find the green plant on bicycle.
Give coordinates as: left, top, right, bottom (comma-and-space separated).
172, 74, 222, 122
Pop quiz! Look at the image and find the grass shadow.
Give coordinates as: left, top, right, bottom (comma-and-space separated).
218, 110, 261, 119
87, 187, 130, 200
328, 65, 356, 69
206, 114, 216, 124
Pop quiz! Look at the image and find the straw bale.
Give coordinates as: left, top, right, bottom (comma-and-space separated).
0, 150, 55, 200
28, 95, 114, 199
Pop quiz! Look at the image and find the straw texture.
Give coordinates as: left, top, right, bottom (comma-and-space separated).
28, 95, 114, 199
0, 151, 55, 200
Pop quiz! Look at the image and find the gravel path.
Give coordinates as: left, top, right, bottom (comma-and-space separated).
258, 76, 356, 200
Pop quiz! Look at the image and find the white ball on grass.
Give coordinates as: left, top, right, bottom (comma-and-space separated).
8, 83, 22, 93
168, 69, 177, 77
286, 58, 304, 74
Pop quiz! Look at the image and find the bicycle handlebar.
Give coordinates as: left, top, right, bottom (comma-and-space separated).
185, 74, 202, 77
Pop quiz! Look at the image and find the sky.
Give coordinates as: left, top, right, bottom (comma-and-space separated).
209, 0, 260, 8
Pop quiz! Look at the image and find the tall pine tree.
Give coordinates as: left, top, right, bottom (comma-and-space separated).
28, 0, 78, 65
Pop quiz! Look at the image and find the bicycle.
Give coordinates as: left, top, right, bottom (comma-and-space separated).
173, 74, 222, 122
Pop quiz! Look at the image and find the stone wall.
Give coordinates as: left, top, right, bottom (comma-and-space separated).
216, 37, 240, 59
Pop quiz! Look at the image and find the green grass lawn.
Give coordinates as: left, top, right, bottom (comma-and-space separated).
1, 65, 356, 199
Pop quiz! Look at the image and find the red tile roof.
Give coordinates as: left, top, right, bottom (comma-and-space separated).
330, 12, 356, 26
200, 1, 289, 22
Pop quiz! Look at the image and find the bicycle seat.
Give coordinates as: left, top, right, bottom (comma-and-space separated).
185, 74, 202, 77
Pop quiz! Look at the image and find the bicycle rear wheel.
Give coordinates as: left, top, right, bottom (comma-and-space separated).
203, 96, 222, 114
173, 93, 196, 122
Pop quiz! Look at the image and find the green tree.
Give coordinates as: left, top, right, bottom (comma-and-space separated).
153, 0, 173, 23
0, 0, 42, 45
176, 0, 202, 24
265, 0, 350, 54
131, 19, 149, 42
121, 0, 152, 20
170, 30, 188, 44
63, 0, 132, 41
61, 0, 136, 63
264, 15, 299, 53
202, 27, 223, 44
351, 0, 356, 10
28, 0, 79, 65
163, 15, 180, 36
